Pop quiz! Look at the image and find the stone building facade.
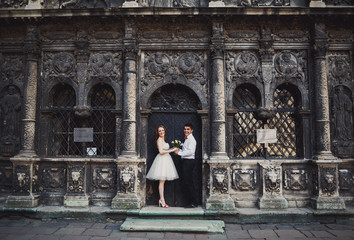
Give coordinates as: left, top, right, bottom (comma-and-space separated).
0, 0, 353, 214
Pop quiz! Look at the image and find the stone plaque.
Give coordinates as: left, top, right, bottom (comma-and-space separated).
257, 129, 277, 144
74, 128, 93, 142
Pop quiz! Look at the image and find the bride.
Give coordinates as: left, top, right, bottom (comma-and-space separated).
146, 125, 179, 208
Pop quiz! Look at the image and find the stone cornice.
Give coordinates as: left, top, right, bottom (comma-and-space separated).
0, 7, 353, 19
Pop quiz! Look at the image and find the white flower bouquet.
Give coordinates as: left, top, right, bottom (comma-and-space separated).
171, 140, 183, 148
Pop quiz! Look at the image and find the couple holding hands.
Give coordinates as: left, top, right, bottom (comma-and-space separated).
146, 123, 198, 209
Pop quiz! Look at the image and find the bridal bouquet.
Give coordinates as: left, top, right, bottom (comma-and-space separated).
171, 140, 183, 148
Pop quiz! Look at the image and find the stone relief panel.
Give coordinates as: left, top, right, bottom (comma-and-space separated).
324, 0, 353, 6
39, 165, 66, 192
225, 0, 290, 6
328, 30, 353, 44
88, 52, 123, 83
231, 168, 257, 191
40, 25, 76, 43
338, 169, 353, 193
0, 0, 28, 8
59, 0, 124, 9
13, 165, 30, 194
92, 167, 116, 192
224, 21, 258, 43
43, 52, 77, 85
67, 165, 85, 193
226, 51, 261, 91
144, 0, 200, 7
141, 51, 207, 95
211, 167, 228, 194
0, 54, 25, 85
320, 167, 337, 197
283, 169, 308, 191
327, 53, 352, 85
0, 85, 22, 157
0, 163, 12, 193
118, 166, 135, 193
88, 24, 124, 43
273, 29, 310, 43
264, 165, 281, 196
273, 51, 307, 87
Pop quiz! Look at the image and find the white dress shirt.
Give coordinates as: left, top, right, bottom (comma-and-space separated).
178, 134, 196, 159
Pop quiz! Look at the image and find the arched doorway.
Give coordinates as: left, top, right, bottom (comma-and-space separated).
146, 84, 202, 207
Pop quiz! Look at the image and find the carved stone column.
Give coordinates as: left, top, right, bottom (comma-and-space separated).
112, 21, 141, 209
311, 22, 345, 210
6, 25, 40, 208
258, 162, 288, 209
64, 162, 89, 207
206, 22, 234, 210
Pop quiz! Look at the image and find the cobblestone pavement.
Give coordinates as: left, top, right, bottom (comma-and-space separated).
0, 217, 353, 240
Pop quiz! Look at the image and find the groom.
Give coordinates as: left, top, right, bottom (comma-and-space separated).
174, 123, 197, 208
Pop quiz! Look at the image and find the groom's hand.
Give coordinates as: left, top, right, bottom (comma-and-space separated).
174, 149, 179, 155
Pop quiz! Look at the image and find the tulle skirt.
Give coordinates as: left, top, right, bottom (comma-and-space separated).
146, 153, 179, 181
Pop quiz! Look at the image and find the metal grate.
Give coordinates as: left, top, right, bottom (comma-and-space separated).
233, 85, 263, 158
49, 84, 115, 157
268, 88, 297, 158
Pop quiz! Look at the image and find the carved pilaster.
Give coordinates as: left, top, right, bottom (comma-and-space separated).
121, 21, 138, 157
6, 159, 39, 208
74, 29, 91, 118
210, 21, 228, 160
111, 162, 142, 209
311, 162, 345, 210
206, 163, 235, 210
258, 162, 288, 209
259, 25, 275, 111
64, 163, 89, 207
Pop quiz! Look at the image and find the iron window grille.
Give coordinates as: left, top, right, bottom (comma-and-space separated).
49, 84, 115, 157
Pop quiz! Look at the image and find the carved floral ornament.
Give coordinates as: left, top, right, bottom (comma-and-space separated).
142, 51, 206, 92
283, 169, 308, 191
88, 52, 122, 81
43, 53, 76, 84
93, 167, 116, 190
39, 167, 66, 191
0, 54, 24, 83
338, 169, 354, 191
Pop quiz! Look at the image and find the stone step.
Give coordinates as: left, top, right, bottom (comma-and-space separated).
137, 206, 206, 217
120, 218, 225, 233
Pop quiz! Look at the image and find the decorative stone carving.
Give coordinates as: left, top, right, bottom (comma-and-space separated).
0, 55, 24, 84
328, 54, 351, 84
259, 26, 274, 62
273, 30, 310, 42
283, 169, 308, 191
320, 167, 337, 196
274, 51, 307, 86
43, 52, 77, 84
236, 0, 289, 6
0, 85, 22, 156
338, 169, 353, 191
142, 51, 207, 93
88, 52, 123, 82
68, 165, 85, 193
264, 165, 281, 195
0, 164, 12, 193
148, 0, 199, 7
0, 0, 28, 8
118, 166, 135, 193
212, 167, 228, 194
39, 166, 66, 192
14, 165, 30, 193
324, 0, 352, 5
232, 169, 257, 191
93, 167, 116, 191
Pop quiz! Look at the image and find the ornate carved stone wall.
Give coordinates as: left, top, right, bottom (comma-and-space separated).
0, 7, 353, 211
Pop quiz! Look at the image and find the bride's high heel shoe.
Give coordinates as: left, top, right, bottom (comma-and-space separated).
159, 199, 168, 208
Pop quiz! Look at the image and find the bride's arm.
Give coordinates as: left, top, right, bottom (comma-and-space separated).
157, 139, 176, 155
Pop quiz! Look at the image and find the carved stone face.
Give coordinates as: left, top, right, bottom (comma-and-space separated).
325, 173, 334, 184
122, 173, 131, 183
71, 171, 80, 182
266, 170, 278, 184
17, 172, 26, 182
215, 173, 225, 184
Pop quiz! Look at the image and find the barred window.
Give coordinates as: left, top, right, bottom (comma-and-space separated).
49, 84, 116, 157
268, 85, 302, 158
233, 84, 263, 158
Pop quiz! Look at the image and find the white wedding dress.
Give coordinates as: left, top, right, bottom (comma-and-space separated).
146, 142, 179, 181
